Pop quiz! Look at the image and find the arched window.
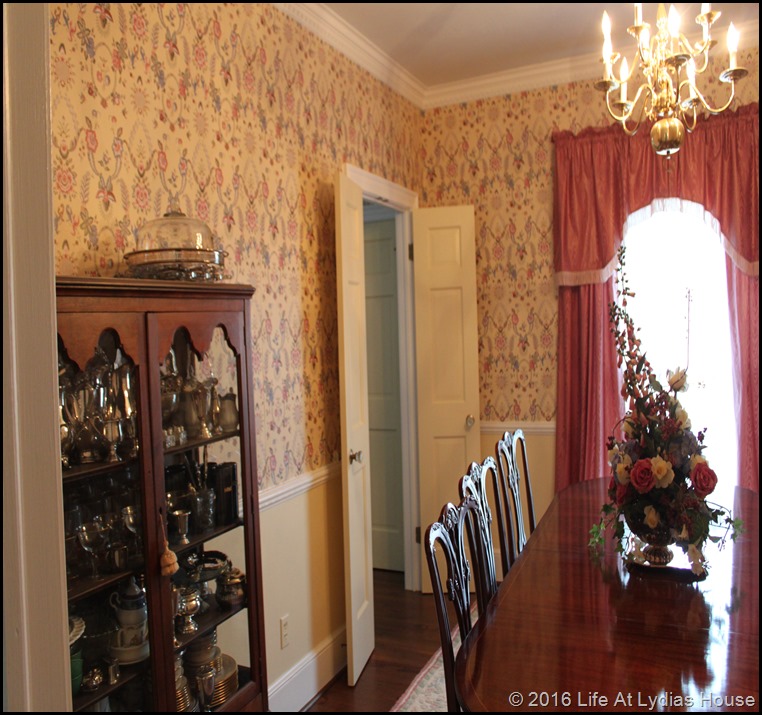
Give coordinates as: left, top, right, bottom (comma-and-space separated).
623, 207, 738, 502
553, 106, 758, 494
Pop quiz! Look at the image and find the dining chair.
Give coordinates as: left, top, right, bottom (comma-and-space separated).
495, 429, 537, 570
459, 457, 499, 612
425, 496, 486, 712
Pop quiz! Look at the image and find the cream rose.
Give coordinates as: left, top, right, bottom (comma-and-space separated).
688, 544, 706, 576
615, 454, 632, 485
643, 505, 660, 529
667, 368, 688, 392
650, 456, 675, 488
675, 406, 691, 429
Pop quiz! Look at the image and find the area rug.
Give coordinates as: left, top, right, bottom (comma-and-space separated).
389, 631, 461, 712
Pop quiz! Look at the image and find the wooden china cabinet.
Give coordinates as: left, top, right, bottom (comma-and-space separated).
56, 276, 268, 712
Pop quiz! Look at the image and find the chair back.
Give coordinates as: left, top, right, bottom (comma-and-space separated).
425, 496, 484, 712
459, 457, 499, 611
495, 429, 537, 569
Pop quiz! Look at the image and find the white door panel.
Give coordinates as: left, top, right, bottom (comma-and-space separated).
335, 172, 375, 685
413, 206, 480, 592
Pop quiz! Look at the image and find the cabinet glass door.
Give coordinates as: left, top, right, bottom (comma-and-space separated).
58, 318, 155, 713
150, 313, 263, 711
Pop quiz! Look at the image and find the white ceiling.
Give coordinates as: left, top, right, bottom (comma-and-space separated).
275, 3, 759, 107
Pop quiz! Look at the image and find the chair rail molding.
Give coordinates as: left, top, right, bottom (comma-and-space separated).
259, 462, 340, 511
481, 420, 557, 437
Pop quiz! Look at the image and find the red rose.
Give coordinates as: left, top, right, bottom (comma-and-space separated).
615, 483, 630, 505
630, 459, 656, 494
691, 462, 718, 498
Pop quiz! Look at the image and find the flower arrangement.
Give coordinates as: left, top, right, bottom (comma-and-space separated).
589, 245, 743, 575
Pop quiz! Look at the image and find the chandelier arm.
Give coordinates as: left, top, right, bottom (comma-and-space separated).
620, 108, 647, 137
605, 83, 652, 128
686, 82, 738, 116
691, 47, 710, 74
623, 51, 641, 83
636, 37, 650, 67
608, 89, 651, 137
677, 32, 710, 62
676, 32, 691, 56
682, 103, 698, 133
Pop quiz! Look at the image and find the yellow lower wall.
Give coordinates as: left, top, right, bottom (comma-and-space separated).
259, 470, 346, 711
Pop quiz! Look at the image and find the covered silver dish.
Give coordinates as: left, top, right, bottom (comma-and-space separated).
124, 211, 228, 281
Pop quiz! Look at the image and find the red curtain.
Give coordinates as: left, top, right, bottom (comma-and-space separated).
552, 103, 759, 492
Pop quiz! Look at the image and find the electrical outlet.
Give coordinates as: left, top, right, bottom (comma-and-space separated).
280, 614, 289, 649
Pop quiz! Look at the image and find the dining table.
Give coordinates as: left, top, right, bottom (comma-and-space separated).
455, 478, 759, 712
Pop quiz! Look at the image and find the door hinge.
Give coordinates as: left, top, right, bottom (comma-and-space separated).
408, 243, 414, 261
415, 526, 421, 544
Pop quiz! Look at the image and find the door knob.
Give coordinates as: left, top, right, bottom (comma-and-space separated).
349, 449, 363, 464
465, 414, 475, 429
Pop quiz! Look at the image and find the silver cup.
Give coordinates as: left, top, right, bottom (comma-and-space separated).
195, 665, 216, 712
170, 509, 191, 545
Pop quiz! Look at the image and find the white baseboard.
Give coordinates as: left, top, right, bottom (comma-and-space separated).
267, 627, 347, 712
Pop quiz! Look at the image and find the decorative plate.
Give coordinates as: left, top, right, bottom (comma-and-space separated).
69, 616, 85, 647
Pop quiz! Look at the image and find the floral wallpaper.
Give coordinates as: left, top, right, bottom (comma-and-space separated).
49, 3, 759, 489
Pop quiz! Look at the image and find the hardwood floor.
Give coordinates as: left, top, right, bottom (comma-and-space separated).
305, 569, 443, 712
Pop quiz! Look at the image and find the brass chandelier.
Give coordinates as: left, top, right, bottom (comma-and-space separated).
595, 3, 747, 156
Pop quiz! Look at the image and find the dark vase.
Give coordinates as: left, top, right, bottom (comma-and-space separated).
624, 512, 676, 565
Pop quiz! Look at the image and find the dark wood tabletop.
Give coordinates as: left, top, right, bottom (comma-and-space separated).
455, 478, 759, 712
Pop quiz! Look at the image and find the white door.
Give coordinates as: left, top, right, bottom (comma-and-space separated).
365, 217, 404, 571
335, 172, 375, 685
413, 205, 481, 592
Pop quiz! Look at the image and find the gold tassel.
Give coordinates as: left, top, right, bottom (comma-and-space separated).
160, 516, 179, 576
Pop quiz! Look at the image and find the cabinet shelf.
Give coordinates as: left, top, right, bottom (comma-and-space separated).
67, 564, 144, 603
172, 520, 243, 556
174, 600, 247, 652
62, 457, 139, 485
164, 429, 240, 457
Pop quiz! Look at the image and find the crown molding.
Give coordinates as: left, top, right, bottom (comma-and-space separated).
272, 5, 759, 110
272, 2, 427, 107
422, 52, 603, 109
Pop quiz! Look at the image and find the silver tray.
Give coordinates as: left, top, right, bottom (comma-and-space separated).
123, 248, 228, 282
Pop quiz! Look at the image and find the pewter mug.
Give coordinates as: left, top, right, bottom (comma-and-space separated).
219, 390, 239, 431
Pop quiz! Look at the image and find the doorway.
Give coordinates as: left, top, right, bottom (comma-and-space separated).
364, 202, 405, 573
344, 164, 421, 592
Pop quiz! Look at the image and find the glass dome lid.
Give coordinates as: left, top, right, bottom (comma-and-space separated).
135, 210, 214, 252
123, 210, 228, 282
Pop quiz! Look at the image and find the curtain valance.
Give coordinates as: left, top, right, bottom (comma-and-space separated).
553, 103, 759, 285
